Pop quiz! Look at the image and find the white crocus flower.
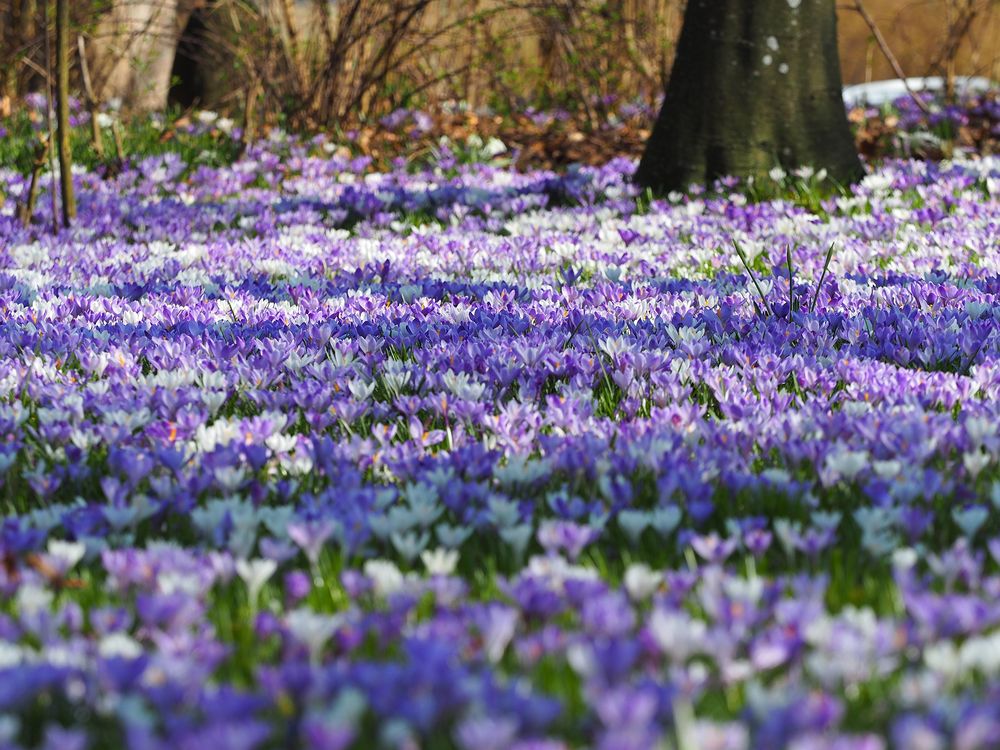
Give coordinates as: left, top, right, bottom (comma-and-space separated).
872, 460, 902, 480
214, 466, 246, 494
650, 609, 707, 662
617, 510, 651, 543
963, 449, 991, 479
46, 539, 86, 573
499, 524, 533, 560
420, 547, 459, 576
953, 506, 989, 539
924, 641, 961, 682
483, 137, 507, 157
390, 530, 430, 562
624, 563, 662, 601
892, 547, 918, 572
286, 609, 342, 665
363, 559, 405, 598
235, 558, 278, 611
99, 632, 144, 659
487, 496, 521, 529
649, 506, 682, 536
966, 417, 996, 445
348, 378, 376, 401
825, 448, 868, 482
436, 523, 473, 549
16, 584, 53, 616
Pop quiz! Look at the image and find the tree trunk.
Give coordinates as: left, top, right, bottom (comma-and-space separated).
56, 0, 76, 226
3, 0, 38, 101
90, 1, 200, 112
635, 0, 863, 193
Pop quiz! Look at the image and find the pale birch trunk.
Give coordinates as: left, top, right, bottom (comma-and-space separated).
90, 0, 199, 111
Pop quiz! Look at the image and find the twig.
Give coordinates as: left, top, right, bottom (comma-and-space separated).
849, 0, 933, 115
240, 76, 262, 153
18, 137, 50, 228
20, 57, 51, 80
110, 119, 126, 164
77, 35, 105, 159
927, 1, 982, 103
55, 0, 77, 227
44, 0, 58, 236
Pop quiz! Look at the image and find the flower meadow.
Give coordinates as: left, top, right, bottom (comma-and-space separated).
0, 134, 1000, 750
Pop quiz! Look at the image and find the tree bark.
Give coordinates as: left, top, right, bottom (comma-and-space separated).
635, 0, 863, 193
3, 0, 38, 101
90, 1, 200, 112
56, 0, 76, 226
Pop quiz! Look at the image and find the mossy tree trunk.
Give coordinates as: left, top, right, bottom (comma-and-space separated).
56, 0, 76, 226
635, 0, 863, 193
